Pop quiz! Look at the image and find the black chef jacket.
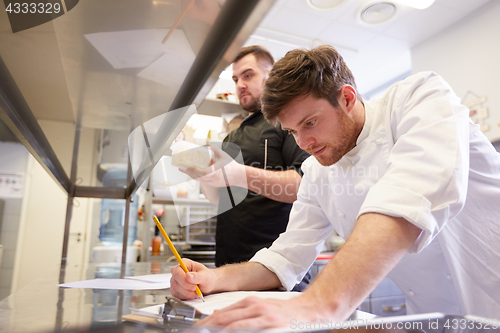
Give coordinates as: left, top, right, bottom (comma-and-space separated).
215, 110, 309, 267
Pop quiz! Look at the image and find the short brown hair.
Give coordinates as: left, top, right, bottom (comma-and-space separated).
234, 45, 274, 70
261, 45, 359, 125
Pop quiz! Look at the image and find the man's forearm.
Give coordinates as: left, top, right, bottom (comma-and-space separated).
199, 182, 220, 206
212, 262, 282, 293
299, 213, 422, 320
244, 167, 301, 203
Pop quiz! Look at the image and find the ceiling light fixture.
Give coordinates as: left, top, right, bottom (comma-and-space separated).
305, 0, 347, 11
360, 2, 397, 25
391, 0, 435, 10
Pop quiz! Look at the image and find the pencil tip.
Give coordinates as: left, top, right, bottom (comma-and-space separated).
200, 295, 205, 302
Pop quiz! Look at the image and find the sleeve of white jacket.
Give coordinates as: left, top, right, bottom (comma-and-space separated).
251, 157, 334, 290
358, 72, 472, 253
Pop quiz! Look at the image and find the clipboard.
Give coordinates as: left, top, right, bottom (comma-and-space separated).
123, 296, 205, 328
123, 291, 302, 328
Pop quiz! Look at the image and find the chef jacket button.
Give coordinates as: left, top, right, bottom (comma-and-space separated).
409, 290, 415, 296
375, 139, 383, 145
447, 274, 452, 280
338, 212, 345, 218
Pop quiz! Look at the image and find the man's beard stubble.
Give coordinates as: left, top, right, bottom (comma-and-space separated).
240, 95, 261, 113
314, 113, 359, 167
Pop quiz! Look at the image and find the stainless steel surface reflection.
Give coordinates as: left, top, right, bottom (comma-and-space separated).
1, 265, 500, 333
0, 262, 173, 333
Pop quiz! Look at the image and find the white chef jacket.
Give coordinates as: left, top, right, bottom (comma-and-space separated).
251, 72, 500, 319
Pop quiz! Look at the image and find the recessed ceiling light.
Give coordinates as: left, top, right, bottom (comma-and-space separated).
305, 0, 347, 11
360, 2, 397, 24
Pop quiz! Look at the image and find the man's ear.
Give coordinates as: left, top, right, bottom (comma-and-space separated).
264, 68, 271, 80
340, 85, 357, 112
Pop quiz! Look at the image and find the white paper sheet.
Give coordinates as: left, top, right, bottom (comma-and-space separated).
84, 29, 194, 70
136, 50, 195, 89
185, 291, 300, 315
58, 278, 170, 290
124, 273, 172, 284
133, 291, 299, 317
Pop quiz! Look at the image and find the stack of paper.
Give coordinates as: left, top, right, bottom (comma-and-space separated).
186, 291, 300, 315
132, 291, 300, 317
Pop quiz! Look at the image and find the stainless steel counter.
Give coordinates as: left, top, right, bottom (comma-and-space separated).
1, 262, 499, 333
0, 262, 174, 332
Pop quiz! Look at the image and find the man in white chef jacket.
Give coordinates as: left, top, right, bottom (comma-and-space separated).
170, 45, 500, 329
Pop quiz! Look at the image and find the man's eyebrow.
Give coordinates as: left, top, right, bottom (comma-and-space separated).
232, 68, 254, 80
281, 113, 314, 131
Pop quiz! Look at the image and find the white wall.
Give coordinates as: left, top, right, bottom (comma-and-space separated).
0, 142, 30, 300
411, 1, 500, 142
11, 120, 98, 292
11, 154, 67, 290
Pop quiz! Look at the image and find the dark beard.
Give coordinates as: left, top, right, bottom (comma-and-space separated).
315, 114, 358, 166
240, 96, 261, 113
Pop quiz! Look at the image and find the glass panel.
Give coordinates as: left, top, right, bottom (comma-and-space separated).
0, 0, 224, 188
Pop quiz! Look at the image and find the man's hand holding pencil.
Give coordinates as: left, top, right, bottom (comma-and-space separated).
170, 258, 217, 300
153, 215, 208, 301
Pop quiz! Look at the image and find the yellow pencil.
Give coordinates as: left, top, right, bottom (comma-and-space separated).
153, 215, 205, 302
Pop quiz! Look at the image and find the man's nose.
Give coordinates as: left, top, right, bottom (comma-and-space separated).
296, 132, 313, 150
236, 80, 246, 92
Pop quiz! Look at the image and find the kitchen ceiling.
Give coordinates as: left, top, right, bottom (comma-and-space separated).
240, 0, 492, 96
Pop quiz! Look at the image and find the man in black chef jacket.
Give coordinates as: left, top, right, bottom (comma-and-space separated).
181, 46, 310, 290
